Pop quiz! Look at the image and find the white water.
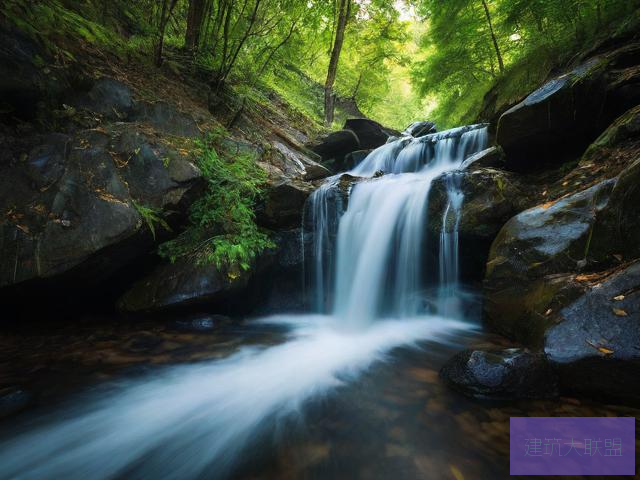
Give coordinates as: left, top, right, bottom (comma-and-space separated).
0, 315, 471, 480
0, 124, 488, 479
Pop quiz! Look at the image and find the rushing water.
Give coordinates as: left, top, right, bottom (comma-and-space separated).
0, 124, 492, 479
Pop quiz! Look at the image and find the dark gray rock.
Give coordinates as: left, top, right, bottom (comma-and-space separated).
545, 261, 640, 404
484, 179, 615, 345
70, 77, 134, 120
428, 167, 534, 281
0, 386, 32, 419
403, 121, 437, 138
343, 118, 390, 150
440, 349, 558, 400
257, 179, 314, 229
311, 129, 360, 163
170, 314, 232, 332
460, 146, 505, 170
497, 57, 608, 169
117, 257, 260, 313
0, 124, 202, 290
131, 100, 201, 137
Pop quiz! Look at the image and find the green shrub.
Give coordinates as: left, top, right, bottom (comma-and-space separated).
159, 132, 273, 271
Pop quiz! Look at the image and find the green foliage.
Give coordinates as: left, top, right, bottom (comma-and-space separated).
411, 0, 639, 127
159, 131, 273, 270
133, 201, 172, 240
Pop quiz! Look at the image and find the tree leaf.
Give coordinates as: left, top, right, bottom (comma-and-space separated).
612, 308, 628, 317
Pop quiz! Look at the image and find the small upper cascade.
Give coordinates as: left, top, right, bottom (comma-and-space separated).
350, 124, 488, 176
305, 123, 489, 327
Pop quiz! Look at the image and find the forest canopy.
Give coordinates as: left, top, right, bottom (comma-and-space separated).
3, 0, 638, 129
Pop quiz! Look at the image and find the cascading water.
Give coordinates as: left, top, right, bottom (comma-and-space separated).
0, 123, 487, 480
307, 124, 488, 325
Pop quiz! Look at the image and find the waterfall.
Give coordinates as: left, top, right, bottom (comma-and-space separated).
306, 124, 488, 326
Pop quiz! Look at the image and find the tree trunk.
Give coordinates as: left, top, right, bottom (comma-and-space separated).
185, 0, 207, 52
480, 0, 504, 74
155, 0, 178, 67
324, 0, 351, 126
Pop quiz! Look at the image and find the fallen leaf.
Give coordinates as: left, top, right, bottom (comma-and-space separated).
612, 308, 628, 317
562, 181, 569, 186
450, 465, 465, 480
541, 201, 555, 209
598, 347, 614, 355
613, 295, 625, 301
613, 254, 623, 262
545, 308, 552, 316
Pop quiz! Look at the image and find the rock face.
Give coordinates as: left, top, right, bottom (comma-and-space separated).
497, 43, 640, 170
257, 179, 314, 230
497, 58, 607, 169
544, 261, 640, 403
117, 256, 258, 313
311, 129, 360, 163
403, 121, 436, 138
311, 118, 398, 172
484, 179, 616, 345
428, 167, 534, 280
440, 348, 558, 400
343, 119, 394, 150
118, 229, 306, 314
460, 146, 505, 170
0, 122, 203, 291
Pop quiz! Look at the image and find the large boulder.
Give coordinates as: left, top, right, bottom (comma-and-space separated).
428, 167, 534, 281
483, 154, 640, 403
117, 255, 261, 313
403, 121, 436, 138
343, 118, 393, 150
497, 43, 640, 170
0, 123, 202, 296
483, 179, 616, 345
311, 129, 360, 165
118, 229, 305, 314
544, 261, 640, 403
257, 179, 314, 230
497, 57, 608, 169
440, 348, 558, 400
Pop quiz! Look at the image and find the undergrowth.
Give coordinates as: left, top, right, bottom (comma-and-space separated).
159, 128, 274, 271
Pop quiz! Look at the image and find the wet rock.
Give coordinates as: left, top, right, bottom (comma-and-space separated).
497, 43, 640, 170
170, 314, 232, 332
544, 261, 640, 403
343, 118, 392, 150
440, 349, 558, 400
497, 57, 608, 169
311, 129, 360, 163
269, 140, 330, 181
0, 386, 32, 418
0, 124, 202, 291
0, 26, 69, 121
70, 77, 134, 120
428, 167, 534, 280
460, 146, 505, 170
252, 229, 307, 313
257, 179, 315, 229
117, 256, 261, 313
344, 149, 371, 170
131, 100, 200, 137
403, 121, 437, 138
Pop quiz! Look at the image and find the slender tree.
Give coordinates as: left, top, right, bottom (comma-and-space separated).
324, 0, 351, 126
155, 0, 179, 66
480, 0, 504, 73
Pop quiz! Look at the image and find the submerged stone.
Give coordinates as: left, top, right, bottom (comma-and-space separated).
440, 349, 558, 400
